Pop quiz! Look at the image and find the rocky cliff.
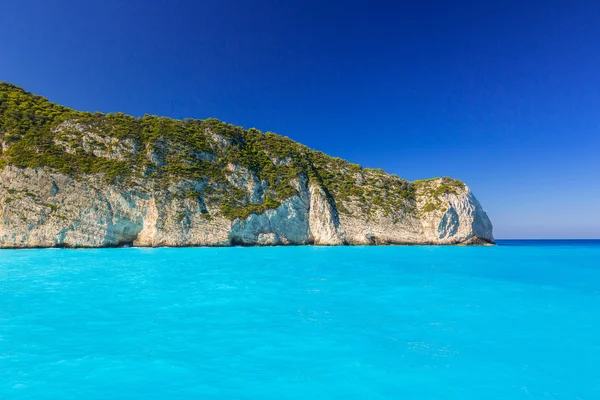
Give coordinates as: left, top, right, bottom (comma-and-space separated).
0, 83, 494, 247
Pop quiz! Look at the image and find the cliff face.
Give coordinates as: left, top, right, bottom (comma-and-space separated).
0, 83, 494, 247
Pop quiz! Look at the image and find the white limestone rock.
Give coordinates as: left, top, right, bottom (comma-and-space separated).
0, 165, 493, 248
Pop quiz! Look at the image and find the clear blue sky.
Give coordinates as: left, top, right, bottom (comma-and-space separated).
1, 0, 599, 238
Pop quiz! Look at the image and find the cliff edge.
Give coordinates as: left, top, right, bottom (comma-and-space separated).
0, 83, 493, 247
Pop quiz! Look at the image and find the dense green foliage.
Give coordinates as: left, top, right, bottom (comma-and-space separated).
0, 83, 461, 220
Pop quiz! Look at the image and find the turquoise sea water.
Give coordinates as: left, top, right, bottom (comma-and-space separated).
1, 241, 599, 399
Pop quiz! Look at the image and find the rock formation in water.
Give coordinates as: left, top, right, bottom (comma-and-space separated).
0, 83, 494, 247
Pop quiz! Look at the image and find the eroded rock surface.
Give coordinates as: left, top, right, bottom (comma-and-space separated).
0, 166, 493, 248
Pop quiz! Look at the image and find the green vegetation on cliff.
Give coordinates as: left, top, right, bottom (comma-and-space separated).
414, 177, 465, 213
0, 82, 464, 220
